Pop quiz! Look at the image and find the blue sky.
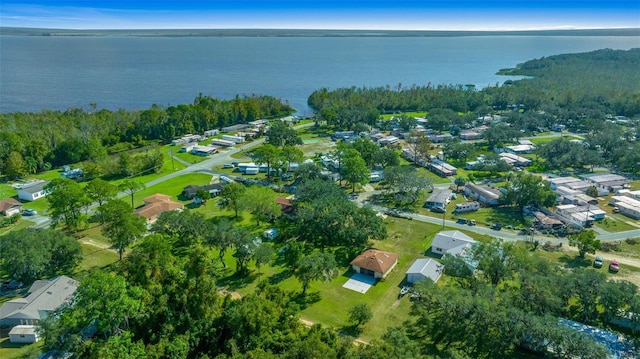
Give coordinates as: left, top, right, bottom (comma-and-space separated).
1, 1, 639, 30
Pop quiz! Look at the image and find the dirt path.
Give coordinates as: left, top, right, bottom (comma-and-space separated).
80, 238, 117, 252
557, 245, 640, 286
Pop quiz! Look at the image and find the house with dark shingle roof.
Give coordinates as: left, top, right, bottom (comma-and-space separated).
350, 249, 398, 279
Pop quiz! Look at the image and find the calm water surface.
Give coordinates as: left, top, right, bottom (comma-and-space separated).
1, 36, 638, 114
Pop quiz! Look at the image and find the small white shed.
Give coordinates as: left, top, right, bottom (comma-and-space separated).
9, 325, 40, 343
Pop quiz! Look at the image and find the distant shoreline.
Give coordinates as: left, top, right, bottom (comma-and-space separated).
2, 27, 640, 37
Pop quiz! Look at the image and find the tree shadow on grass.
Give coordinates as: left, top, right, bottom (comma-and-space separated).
339, 324, 362, 337
291, 291, 321, 310
216, 270, 260, 291
268, 269, 292, 285
558, 254, 592, 269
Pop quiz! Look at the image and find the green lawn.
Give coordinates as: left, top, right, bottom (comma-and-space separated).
380, 112, 426, 120
130, 173, 215, 208
0, 219, 35, 236
0, 338, 43, 359
215, 217, 453, 342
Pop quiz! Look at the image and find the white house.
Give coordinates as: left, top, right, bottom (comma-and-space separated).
221, 135, 246, 144
406, 258, 444, 284
17, 180, 51, 202
464, 183, 501, 206
454, 201, 480, 214
9, 325, 39, 343
211, 139, 235, 147
424, 189, 452, 212
431, 230, 476, 256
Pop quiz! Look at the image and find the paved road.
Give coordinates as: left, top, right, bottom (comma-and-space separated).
32, 123, 314, 229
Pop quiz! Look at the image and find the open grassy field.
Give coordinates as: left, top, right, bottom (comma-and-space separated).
215, 216, 448, 342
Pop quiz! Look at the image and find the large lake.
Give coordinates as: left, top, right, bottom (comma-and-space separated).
1, 35, 638, 114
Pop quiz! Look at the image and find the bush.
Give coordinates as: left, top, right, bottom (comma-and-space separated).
600, 241, 621, 252
625, 238, 638, 245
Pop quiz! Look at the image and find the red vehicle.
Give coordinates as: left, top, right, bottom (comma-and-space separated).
609, 260, 620, 273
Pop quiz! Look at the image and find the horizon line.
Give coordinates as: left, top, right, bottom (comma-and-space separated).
3, 26, 640, 32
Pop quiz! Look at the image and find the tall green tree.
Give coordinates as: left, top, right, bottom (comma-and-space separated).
265, 120, 303, 147
0, 228, 82, 282
348, 303, 373, 328
119, 179, 145, 209
240, 186, 280, 225
4, 151, 27, 179
251, 143, 281, 178
101, 199, 147, 260
253, 243, 274, 273
568, 230, 601, 259
341, 148, 369, 192
280, 145, 304, 173
86, 178, 118, 223
295, 252, 338, 295
501, 172, 556, 211
220, 182, 246, 218
46, 177, 91, 229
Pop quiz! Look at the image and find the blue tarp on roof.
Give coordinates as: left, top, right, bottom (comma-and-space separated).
559, 318, 636, 359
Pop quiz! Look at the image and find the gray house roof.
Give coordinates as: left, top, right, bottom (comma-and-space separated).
406, 258, 444, 283
0, 276, 79, 324
18, 180, 49, 194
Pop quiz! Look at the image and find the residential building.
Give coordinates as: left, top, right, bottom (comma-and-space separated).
17, 180, 51, 202
221, 124, 251, 133
190, 145, 217, 156
221, 135, 246, 144
554, 204, 606, 227
459, 130, 483, 140
581, 173, 631, 194
406, 258, 444, 284
350, 249, 398, 279
454, 201, 480, 214
431, 230, 476, 256
0, 198, 22, 216
533, 211, 564, 230
211, 139, 235, 147
547, 176, 583, 190
134, 194, 184, 225
424, 189, 452, 212
378, 135, 400, 146
610, 196, 640, 220
181, 183, 224, 199
9, 325, 39, 343
0, 275, 79, 329
428, 160, 457, 177
276, 197, 295, 218
464, 184, 501, 206
429, 133, 453, 143
505, 144, 535, 154
204, 129, 220, 136
499, 152, 532, 167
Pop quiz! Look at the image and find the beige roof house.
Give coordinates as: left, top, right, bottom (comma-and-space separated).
0, 198, 22, 216
134, 194, 184, 224
350, 249, 398, 279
